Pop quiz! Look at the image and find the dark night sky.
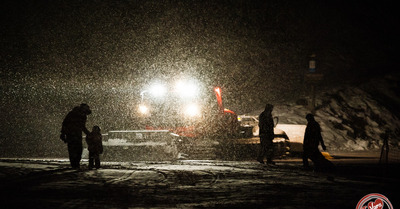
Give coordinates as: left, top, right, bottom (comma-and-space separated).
1, 0, 399, 156
2, 1, 398, 87
2, 1, 399, 85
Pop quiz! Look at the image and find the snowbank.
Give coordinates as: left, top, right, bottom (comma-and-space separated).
249, 75, 400, 151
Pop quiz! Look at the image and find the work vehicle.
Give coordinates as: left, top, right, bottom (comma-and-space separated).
101, 78, 240, 160
137, 79, 240, 138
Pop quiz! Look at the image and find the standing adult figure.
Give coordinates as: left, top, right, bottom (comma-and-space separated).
60, 103, 92, 169
303, 113, 334, 172
257, 104, 275, 165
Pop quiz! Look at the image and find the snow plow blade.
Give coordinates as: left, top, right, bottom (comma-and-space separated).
102, 130, 180, 161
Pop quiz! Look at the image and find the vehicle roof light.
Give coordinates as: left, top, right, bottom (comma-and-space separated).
149, 83, 167, 97
175, 80, 198, 98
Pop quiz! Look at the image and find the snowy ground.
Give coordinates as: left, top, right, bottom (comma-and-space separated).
1, 156, 399, 209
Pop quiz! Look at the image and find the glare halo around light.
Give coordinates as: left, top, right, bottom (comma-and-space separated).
138, 104, 149, 114
184, 103, 200, 117
175, 80, 199, 98
149, 83, 167, 97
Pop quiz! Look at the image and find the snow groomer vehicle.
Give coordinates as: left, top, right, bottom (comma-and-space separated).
102, 77, 240, 160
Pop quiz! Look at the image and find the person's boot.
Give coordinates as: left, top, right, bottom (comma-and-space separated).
257, 157, 264, 164
71, 160, 80, 169
95, 159, 101, 169
266, 159, 275, 165
88, 158, 94, 170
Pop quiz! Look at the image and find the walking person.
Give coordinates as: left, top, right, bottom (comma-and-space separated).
60, 103, 92, 169
303, 113, 334, 172
257, 104, 275, 165
86, 125, 103, 169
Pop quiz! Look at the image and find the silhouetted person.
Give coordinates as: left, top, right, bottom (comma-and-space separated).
86, 125, 103, 169
257, 104, 275, 165
303, 114, 334, 172
60, 103, 91, 169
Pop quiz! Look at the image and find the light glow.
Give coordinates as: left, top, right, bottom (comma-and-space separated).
149, 83, 167, 97
184, 104, 200, 117
138, 104, 149, 114
175, 80, 198, 98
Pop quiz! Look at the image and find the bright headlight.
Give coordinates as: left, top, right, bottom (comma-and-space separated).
138, 105, 149, 114
149, 83, 167, 97
184, 104, 200, 117
175, 80, 198, 98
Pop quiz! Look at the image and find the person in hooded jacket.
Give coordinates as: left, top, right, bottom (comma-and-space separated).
86, 125, 103, 169
60, 103, 91, 169
257, 104, 275, 165
303, 113, 334, 172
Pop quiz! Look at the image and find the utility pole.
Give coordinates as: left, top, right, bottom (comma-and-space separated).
304, 54, 323, 114
380, 130, 390, 165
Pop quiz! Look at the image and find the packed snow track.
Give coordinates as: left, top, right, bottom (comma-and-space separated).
1, 158, 399, 208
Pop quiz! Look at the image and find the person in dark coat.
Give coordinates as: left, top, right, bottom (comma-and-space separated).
60, 103, 91, 169
86, 125, 103, 169
257, 104, 275, 165
303, 113, 334, 172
